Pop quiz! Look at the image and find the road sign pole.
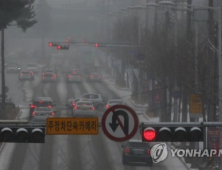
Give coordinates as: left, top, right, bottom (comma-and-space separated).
217, 7, 222, 170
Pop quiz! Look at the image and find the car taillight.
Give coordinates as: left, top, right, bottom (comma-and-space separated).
51, 112, 55, 116
32, 112, 35, 116
52, 76, 54, 79
48, 105, 52, 108
92, 107, 95, 110
148, 149, 151, 155
106, 105, 109, 108
74, 106, 78, 110
30, 105, 36, 108
125, 148, 130, 154
72, 103, 76, 106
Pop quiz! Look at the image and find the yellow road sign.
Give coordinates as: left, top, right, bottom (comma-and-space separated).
46, 117, 98, 135
190, 94, 202, 114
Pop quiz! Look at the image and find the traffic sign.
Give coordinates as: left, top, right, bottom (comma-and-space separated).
101, 105, 139, 142
46, 117, 98, 135
190, 94, 202, 114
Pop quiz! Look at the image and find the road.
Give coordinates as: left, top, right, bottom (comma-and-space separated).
0, 55, 188, 170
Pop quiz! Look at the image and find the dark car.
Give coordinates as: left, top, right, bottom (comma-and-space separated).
122, 139, 153, 166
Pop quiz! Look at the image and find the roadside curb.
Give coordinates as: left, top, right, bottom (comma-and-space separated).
128, 97, 148, 109
167, 143, 191, 170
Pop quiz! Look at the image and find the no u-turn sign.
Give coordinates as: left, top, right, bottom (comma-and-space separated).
101, 105, 139, 142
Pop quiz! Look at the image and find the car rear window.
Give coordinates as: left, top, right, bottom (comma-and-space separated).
44, 74, 53, 77
77, 102, 92, 106
35, 107, 52, 111
33, 101, 53, 106
128, 142, 149, 148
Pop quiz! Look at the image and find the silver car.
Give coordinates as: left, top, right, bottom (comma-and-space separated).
73, 101, 96, 117
31, 106, 55, 121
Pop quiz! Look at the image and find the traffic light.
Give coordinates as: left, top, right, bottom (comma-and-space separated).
48, 42, 60, 47
0, 127, 45, 143
141, 123, 203, 142
57, 45, 69, 50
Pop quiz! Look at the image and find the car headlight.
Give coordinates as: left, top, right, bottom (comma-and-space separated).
18, 68, 21, 69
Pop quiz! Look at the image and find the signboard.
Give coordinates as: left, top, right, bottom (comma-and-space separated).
190, 94, 202, 115
208, 127, 220, 157
101, 105, 139, 142
46, 117, 98, 135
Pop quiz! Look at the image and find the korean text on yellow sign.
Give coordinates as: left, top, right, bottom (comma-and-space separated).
46, 117, 98, 135
190, 94, 203, 114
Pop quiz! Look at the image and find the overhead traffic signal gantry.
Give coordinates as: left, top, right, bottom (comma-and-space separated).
140, 122, 204, 142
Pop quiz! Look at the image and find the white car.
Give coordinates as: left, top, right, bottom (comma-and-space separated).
27, 63, 38, 73
73, 101, 96, 117
105, 99, 124, 109
31, 106, 55, 121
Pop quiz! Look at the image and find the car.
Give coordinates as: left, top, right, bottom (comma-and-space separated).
29, 98, 56, 115
6, 63, 21, 73
105, 99, 124, 109
121, 139, 153, 166
80, 93, 104, 110
66, 98, 89, 108
26, 63, 38, 73
73, 100, 96, 117
42, 72, 57, 82
19, 70, 34, 81
31, 106, 55, 121
67, 73, 82, 83
87, 73, 102, 82
68, 69, 78, 75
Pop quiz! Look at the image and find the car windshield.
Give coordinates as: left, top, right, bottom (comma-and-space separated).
1, 1, 212, 169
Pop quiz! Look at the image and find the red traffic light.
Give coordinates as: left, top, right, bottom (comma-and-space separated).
49, 42, 53, 47
143, 128, 156, 141
94, 43, 99, 48
57, 45, 61, 50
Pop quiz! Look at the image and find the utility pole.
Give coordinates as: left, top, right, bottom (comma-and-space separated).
1, 29, 5, 119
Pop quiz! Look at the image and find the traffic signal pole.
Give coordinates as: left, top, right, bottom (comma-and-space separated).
1, 29, 5, 119
217, 7, 222, 170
